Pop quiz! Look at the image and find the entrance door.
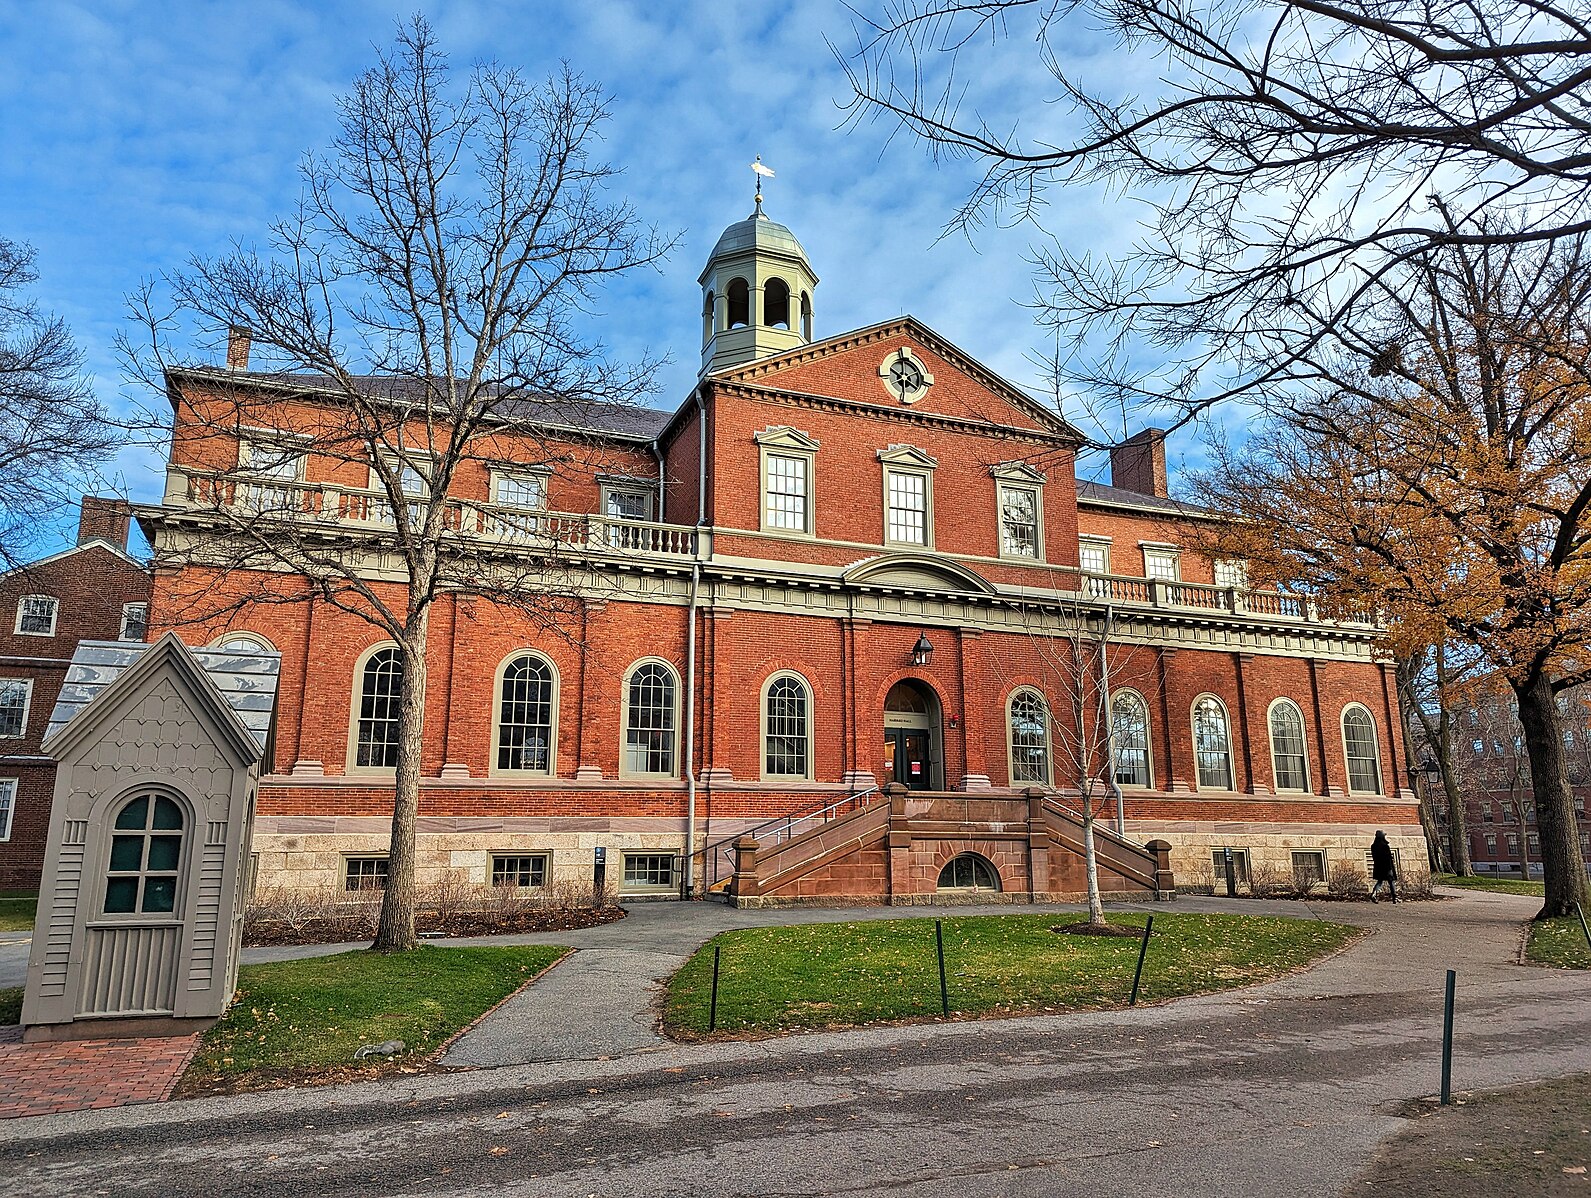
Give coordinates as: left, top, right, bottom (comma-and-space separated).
886, 728, 932, 790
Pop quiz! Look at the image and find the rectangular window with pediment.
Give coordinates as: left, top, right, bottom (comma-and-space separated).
879, 445, 938, 549
992, 463, 1046, 561
493, 470, 548, 511
1142, 544, 1181, 581
755, 427, 819, 536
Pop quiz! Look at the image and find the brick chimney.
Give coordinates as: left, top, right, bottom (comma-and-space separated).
1109, 428, 1169, 498
77, 496, 132, 550
226, 324, 252, 371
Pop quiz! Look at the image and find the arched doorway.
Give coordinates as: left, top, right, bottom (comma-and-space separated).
884, 679, 942, 790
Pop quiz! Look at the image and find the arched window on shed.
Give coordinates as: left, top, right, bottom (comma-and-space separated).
726, 278, 750, 329
104, 792, 185, 915
1008, 689, 1050, 784
764, 277, 791, 329
1193, 695, 1235, 790
1342, 705, 1383, 794
355, 647, 404, 768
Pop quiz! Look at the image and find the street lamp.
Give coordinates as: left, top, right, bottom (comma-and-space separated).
910, 632, 934, 667
1422, 755, 1442, 788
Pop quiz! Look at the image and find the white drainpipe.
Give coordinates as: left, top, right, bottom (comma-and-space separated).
680, 387, 708, 896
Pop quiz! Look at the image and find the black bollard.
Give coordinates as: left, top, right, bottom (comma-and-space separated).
1576, 903, 1591, 953
709, 944, 722, 1033
935, 920, 949, 1016
1129, 915, 1155, 1006
1440, 968, 1456, 1105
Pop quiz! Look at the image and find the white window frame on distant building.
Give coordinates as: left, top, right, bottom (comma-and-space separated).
0, 679, 32, 739
15, 595, 57, 637
754, 427, 820, 536
991, 462, 1046, 562
1141, 544, 1181, 582
1078, 536, 1111, 576
878, 445, 938, 549
119, 603, 148, 642
0, 778, 15, 841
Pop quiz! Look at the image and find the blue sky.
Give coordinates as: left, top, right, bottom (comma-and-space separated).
0, 1, 1204, 553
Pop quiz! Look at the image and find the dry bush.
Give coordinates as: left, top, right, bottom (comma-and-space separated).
1398, 870, 1435, 900
1327, 861, 1370, 899
1183, 860, 1217, 895
1247, 861, 1291, 898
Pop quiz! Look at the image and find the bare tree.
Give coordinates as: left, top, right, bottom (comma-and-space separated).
124, 19, 675, 952
0, 238, 119, 567
1398, 642, 1478, 875
843, 0, 1591, 419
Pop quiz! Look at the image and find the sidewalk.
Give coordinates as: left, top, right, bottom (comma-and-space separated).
0, 1026, 199, 1119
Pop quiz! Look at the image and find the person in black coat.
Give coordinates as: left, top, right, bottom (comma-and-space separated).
1369, 830, 1399, 903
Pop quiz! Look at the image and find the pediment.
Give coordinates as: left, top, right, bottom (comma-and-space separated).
877, 444, 939, 469
991, 460, 1047, 484
752, 425, 821, 451
842, 553, 996, 595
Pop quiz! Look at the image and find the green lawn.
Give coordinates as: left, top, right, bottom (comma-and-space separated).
664, 912, 1360, 1036
1526, 915, 1591, 969
1435, 873, 1545, 897
0, 894, 37, 932
0, 986, 20, 1025
183, 944, 567, 1093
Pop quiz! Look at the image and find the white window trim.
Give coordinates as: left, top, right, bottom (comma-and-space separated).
1109, 688, 1154, 790
342, 853, 390, 891
1191, 693, 1236, 792
619, 657, 681, 780
490, 466, 552, 510
119, 603, 149, 642
1266, 697, 1311, 793
1006, 687, 1052, 786
490, 650, 561, 779
237, 429, 311, 482
620, 850, 679, 893
599, 477, 656, 522
490, 851, 551, 889
879, 446, 938, 550
211, 631, 277, 654
755, 427, 820, 537
1079, 535, 1112, 574
346, 642, 403, 776
760, 670, 815, 781
1140, 543, 1182, 582
0, 679, 33, 740
0, 777, 15, 842
1340, 702, 1384, 795
995, 481, 1045, 562
14, 595, 58, 637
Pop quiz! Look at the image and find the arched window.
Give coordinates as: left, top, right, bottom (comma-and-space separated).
1193, 695, 1235, 790
763, 673, 811, 778
1008, 689, 1050, 784
497, 654, 556, 774
726, 278, 750, 329
702, 290, 715, 343
764, 277, 791, 329
1342, 705, 1383, 794
1111, 690, 1152, 788
104, 792, 184, 915
213, 632, 274, 655
937, 853, 1000, 891
800, 291, 813, 340
1268, 699, 1310, 791
624, 661, 678, 777
354, 647, 403, 768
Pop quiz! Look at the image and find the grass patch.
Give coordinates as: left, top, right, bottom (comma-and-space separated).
665, 912, 1359, 1036
181, 944, 567, 1094
1525, 916, 1591, 969
1436, 873, 1545, 897
0, 895, 37, 932
0, 986, 20, 1026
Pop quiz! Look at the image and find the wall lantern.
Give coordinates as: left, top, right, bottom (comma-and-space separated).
911, 632, 934, 667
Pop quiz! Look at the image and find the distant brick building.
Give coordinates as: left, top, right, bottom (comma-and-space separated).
135, 200, 1424, 903
0, 500, 151, 889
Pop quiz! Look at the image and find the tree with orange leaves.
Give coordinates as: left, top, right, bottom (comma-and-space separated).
1192, 227, 1591, 919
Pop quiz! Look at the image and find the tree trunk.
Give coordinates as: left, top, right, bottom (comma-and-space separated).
1512, 671, 1590, 918
1082, 808, 1105, 926
1436, 737, 1472, 876
373, 609, 431, 953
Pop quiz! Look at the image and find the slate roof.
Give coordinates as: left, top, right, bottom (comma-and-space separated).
166, 366, 675, 442
45, 639, 281, 751
1075, 478, 1211, 517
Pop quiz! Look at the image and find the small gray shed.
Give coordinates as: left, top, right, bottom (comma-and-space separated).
21, 633, 279, 1041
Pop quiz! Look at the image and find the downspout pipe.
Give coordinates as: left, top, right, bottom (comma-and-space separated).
681, 386, 708, 896
1098, 601, 1127, 836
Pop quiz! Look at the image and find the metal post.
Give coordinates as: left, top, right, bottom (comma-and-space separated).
709, 944, 722, 1033
1440, 968, 1456, 1105
935, 920, 950, 1016
1130, 915, 1155, 1005
1223, 847, 1237, 897
1576, 903, 1591, 952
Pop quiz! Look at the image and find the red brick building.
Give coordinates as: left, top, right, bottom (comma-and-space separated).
136, 203, 1425, 902
0, 500, 150, 889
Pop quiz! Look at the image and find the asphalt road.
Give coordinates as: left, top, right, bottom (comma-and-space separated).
2, 890, 1586, 1197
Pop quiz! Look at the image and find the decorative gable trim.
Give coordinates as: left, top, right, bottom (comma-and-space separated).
877, 444, 939, 470
752, 425, 821, 451
991, 461, 1047, 484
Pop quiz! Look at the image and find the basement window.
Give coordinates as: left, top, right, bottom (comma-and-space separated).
344, 856, 388, 891
937, 853, 1000, 892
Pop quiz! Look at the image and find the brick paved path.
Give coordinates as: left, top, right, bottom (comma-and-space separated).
0, 1026, 199, 1119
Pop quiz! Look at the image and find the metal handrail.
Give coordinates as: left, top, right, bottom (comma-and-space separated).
693, 785, 881, 892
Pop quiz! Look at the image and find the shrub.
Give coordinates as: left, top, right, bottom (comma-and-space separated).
1183, 860, 1217, 895
1247, 861, 1291, 899
1327, 861, 1370, 899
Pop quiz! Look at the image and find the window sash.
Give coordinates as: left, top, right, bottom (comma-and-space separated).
1194, 698, 1234, 789
999, 486, 1040, 558
764, 453, 810, 532
1343, 710, 1382, 793
624, 664, 677, 776
1143, 549, 1180, 581
120, 603, 148, 642
345, 857, 388, 891
356, 650, 403, 768
0, 778, 14, 841
0, 681, 29, 738
239, 437, 306, 483
16, 596, 57, 635
491, 854, 547, 888
1079, 542, 1110, 574
1111, 694, 1151, 787
497, 657, 554, 773
885, 469, 928, 545
764, 677, 810, 777
1009, 691, 1050, 784
493, 473, 547, 511
1269, 703, 1309, 791
623, 853, 675, 888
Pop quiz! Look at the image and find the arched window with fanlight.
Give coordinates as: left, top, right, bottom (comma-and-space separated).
1111, 690, 1152, 788
1007, 689, 1050, 785
937, 853, 1001, 892
1192, 694, 1235, 790
623, 660, 678, 778
496, 653, 557, 774
762, 672, 812, 779
1268, 699, 1310, 792
103, 791, 185, 915
353, 646, 403, 769
1342, 704, 1384, 794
